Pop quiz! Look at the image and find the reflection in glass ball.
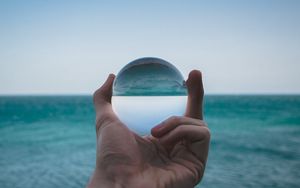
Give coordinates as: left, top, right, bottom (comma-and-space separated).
112, 57, 187, 135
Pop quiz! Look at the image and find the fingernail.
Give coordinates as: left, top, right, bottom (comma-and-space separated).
108, 74, 115, 79
153, 123, 164, 131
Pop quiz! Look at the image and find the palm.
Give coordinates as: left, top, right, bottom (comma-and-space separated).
97, 119, 206, 188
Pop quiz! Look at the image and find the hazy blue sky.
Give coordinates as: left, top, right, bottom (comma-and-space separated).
1, 0, 299, 94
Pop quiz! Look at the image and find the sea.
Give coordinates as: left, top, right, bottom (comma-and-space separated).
0, 95, 299, 188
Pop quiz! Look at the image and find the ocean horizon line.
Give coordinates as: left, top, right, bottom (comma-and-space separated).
0, 93, 300, 97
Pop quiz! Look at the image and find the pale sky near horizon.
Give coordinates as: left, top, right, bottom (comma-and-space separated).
1, 0, 299, 94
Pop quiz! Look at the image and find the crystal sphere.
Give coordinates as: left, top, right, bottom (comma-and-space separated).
112, 57, 187, 135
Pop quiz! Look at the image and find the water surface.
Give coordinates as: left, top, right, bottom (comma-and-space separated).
0, 95, 299, 188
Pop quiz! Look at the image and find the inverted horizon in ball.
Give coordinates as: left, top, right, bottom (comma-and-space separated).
112, 57, 187, 135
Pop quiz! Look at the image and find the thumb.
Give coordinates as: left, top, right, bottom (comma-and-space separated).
93, 74, 118, 127
185, 70, 204, 120
94, 74, 115, 105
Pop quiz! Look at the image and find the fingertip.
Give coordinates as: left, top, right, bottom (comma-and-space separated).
186, 70, 203, 89
189, 69, 202, 77
151, 128, 158, 137
106, 73, 116, 85
108, 73, 116, 79
151, 126, 162, 138
100, 73, 115, 90
94, 73, 116, 104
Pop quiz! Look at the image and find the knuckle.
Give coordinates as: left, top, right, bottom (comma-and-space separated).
95, 111, 115, 131
194, 162, 205, 184
195, 119, 208, 127
202, 121, 208, 127
202, 127, 211, 140
176, 125, 185, 132
169, 115, 180, 123
195, 119, 205, 126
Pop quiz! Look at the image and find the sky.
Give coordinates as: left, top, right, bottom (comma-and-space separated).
0, 0, 299, 95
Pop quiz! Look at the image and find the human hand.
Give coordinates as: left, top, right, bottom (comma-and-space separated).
86, 70, 210, 188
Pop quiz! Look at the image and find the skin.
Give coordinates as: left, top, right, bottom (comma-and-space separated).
86, 70, 210, 188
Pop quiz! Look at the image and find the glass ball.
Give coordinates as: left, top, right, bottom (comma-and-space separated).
112, 57, 187, 135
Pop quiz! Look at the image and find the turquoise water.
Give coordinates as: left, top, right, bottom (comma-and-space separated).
0, 95, 299, 188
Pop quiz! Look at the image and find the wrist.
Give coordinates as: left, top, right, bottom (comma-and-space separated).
86, 169, 133, 188
86, 168, 160, 188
